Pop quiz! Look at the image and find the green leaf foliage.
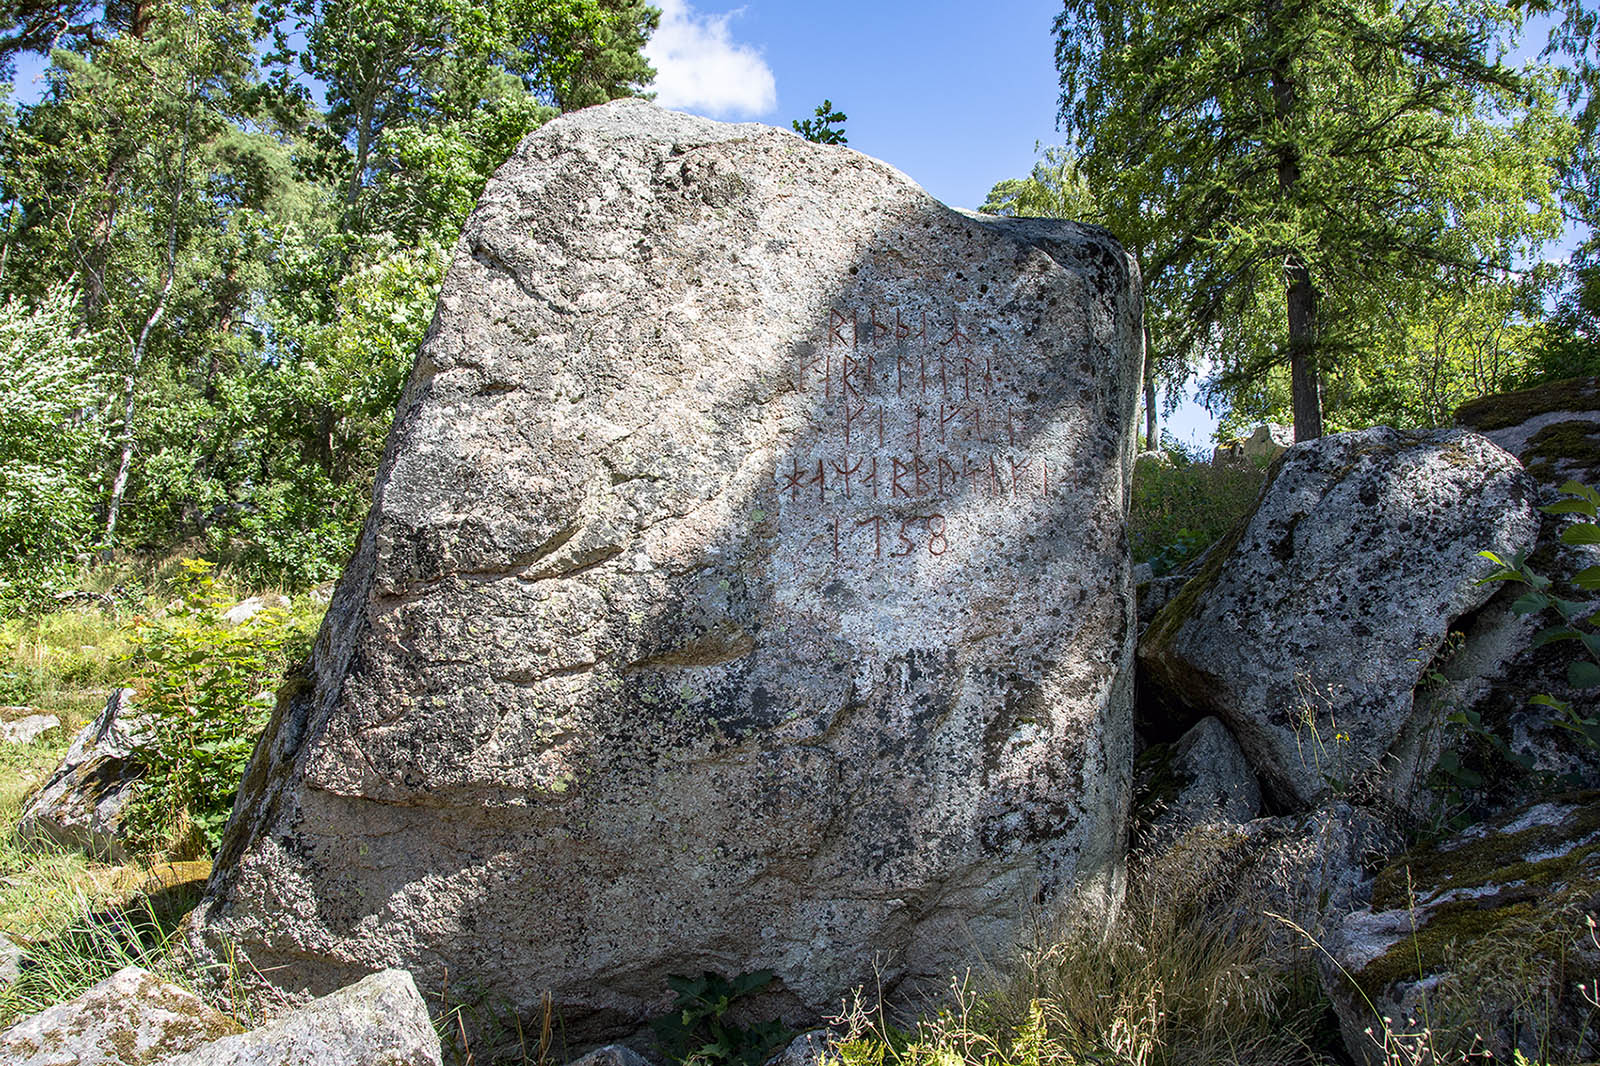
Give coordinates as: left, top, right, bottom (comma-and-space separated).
1054, 0, 1573, 440
0, 0, 657, 595
121, 559, 317, 856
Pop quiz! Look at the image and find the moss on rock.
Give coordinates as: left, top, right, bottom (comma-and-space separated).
1455, 377, 1600, 432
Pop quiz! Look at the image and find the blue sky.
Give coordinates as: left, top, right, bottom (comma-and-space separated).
644, 0, 1067, 211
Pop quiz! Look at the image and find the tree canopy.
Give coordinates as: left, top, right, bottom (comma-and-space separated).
0, 0, 658, 610
1054, 0, 1572, 440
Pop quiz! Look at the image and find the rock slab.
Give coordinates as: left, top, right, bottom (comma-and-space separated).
1323, 795, 1600, 1065
18, 689, 143, 861
0, 715, 59, 746
186, 99, 1143, 1047
159, 970, 440, 1066
1140, 427, 1538, 807
0, 966, 241, 1066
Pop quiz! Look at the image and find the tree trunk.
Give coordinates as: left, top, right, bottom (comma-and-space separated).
338, 93, 378, 235
1142, 324, 1157, 448
1270, 22, 1323, 442
1286, 255, 1322, 441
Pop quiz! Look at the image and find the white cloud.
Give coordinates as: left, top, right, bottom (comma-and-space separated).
644, 0, 777, 119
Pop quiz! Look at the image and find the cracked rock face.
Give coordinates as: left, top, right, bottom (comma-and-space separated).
186, 99, 1143, 1049
1140, 427, 1539, 809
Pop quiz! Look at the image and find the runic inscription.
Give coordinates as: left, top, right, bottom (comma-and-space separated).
779, 299, 1061, 569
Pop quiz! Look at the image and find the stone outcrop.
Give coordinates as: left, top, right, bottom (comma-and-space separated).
18, 688, 144, 860
186, 99, 1144, 1049
159, 970, 440, 1066
1140, 427, 1538, 807
1241, 423, 1292, 466
0, 966, 242, 1065
1441, 378, 1600, 802
1322, 794, 1600, 1065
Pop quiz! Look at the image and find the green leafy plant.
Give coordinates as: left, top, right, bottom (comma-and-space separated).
1479, 478, 1600, 752
121, 559, 313, 856
792, 100, 848, 145
650, 970, 791, 1066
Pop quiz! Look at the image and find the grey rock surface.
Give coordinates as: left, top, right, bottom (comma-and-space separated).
0, 715, 59, 745
1242, 423, 1292, 466
0, 966, 241, 1066
0, 934, 20, 993
187, 99, 1144, 1049
1136, 716, 1260, 840
18, 689, 144, 860
1139, 802, 1397, 979
220, 595, 289, 626
1442, 377, 1600, 804
159, 970, 440, 1066
1140, 427, 1538, 807
564, 1046, 654, 1066
767, 1030, 833, 1066
1321, 795, 1600, 1065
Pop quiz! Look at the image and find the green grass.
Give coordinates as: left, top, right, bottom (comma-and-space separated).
1129, 454, 1266, 575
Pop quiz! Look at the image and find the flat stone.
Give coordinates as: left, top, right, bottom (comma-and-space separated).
157, 970, 440, 1066
0, 965, 241, 1065
0, 715, 59, 746
186, 98, 1144, 1052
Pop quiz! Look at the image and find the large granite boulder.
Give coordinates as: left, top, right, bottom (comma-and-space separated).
1140, 427, 1539, 808
18, 689, 143, 860
1322, 794, 1600, 1065
186, 99, 1144, 1049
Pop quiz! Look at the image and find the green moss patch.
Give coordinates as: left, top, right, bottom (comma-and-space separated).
1352, 897, 1545, 999
1370, 793, 1600, 910
1522, 420, 1600, 483
1455, 377, 1600, 432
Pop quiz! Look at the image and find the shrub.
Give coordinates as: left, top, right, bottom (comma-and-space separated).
0, 287, 105, 615
121, 559, 316, 856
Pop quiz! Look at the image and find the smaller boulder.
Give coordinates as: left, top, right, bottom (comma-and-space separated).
219, 595, 289, 627
0, 966, 241, 1065
1211, 439, 1249, 467
158, 969, 440, 1066
1140, 427, 1539, 808
0, 715, 59, 745
1322, 794, 1600, 1066
1135, 716, 1261, 841
18, 689, 144, 861
1242, 423, 1292, 466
